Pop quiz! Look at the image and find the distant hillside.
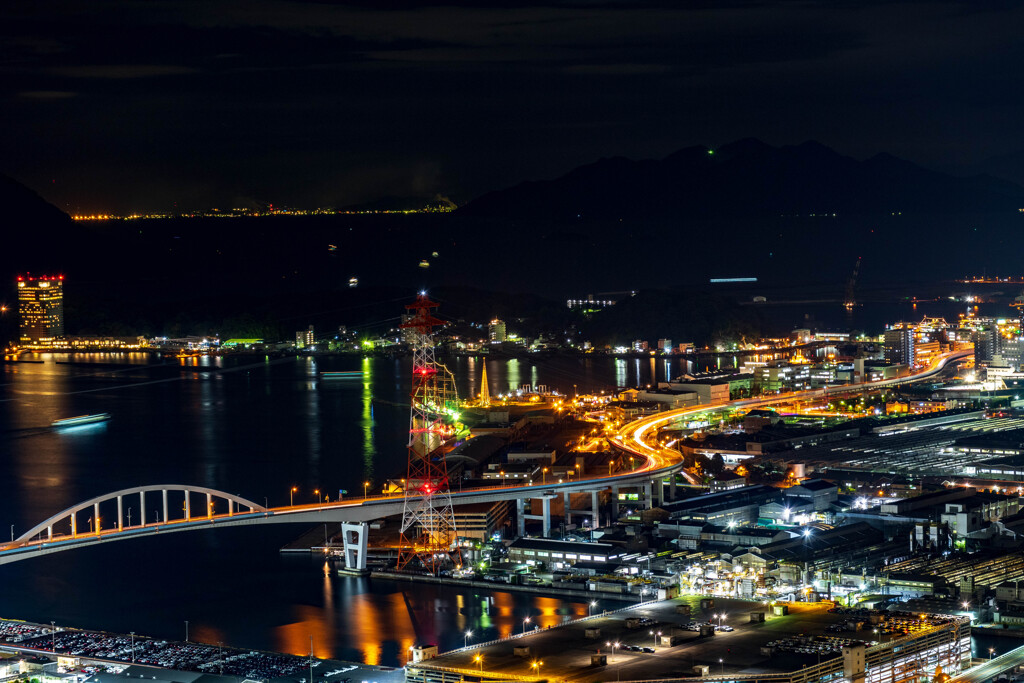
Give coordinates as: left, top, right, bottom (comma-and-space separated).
340, 194, 457, 213
0, 173, 82, 275
460, 139, 1024, 220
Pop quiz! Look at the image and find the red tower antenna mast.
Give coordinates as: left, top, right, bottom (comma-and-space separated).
397, 293, 459, 574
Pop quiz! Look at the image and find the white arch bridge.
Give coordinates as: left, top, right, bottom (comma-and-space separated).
0, 464, 682, 565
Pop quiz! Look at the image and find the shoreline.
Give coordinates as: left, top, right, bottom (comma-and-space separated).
369, 569, 641, 601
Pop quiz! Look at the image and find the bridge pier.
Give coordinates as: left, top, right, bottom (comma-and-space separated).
185, 493, 191, 521
94, 503, 100, 534
611, 486, 619, 518
117, 495, 123, 531
563, 491, 571, 527
642, 482, 652, 509
516, 499, 525, 537
669, 475, 677, 502
651, 479, 663, 507
206, 493, 212, 519
47, 525, 52, 541
141, 492, 146, 526
341, 522, 369, 574
163, 489, 168, 523
71, 514, 76, 538
591, 490, 599, 528
542, 497, 551, 537
228, 499, 234, 516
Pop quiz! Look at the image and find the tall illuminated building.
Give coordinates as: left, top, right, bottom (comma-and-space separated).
17, 274, 64, 345
488, 319, 507, 343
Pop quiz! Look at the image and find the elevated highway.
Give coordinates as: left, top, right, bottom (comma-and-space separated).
0, 350, 970, 565
610, 349, 972, 471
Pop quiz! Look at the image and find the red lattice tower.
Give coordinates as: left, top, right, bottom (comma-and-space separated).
397, 294, 459, 574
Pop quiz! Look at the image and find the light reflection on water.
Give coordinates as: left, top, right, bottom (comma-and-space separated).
1, 355, 631, 664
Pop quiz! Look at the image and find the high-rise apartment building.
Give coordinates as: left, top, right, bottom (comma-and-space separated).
17, 274, 64, 345
488, 319, 507, 343
883, 324, 915, 367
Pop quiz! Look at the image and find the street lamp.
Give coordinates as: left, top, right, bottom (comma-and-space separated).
990, 648, 996, 660
185, 620, 189, 642
630, 456, 635, 470
464, 630, 473, 648
290, 487, 297, 506
523, 617, 531, 634
130, 631, 135, 662
542, 468, 548, 484
608, 461, 614, 475
650, 630, 661, 649
474, 655, 483, 672
364, 481, 370, 499
589, 600, 597, 616
719, 658, 724, 675
314, 489, 320, 503
606, 641, 620, 663
531, 660, 543, 678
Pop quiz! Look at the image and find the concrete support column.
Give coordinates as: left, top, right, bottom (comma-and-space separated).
591, 490, 600, 529
516, 498, 526, 537
228, 499, 234, 516
652, 479, 663, 507
669, 476, 677, 502
71, 514, 76, 537
141, 493, 146, 526
93, 503, 100, 534
117, 495, 123, 531
643, 482, 652, 509
162, 489, 169, 523
185, 492, 191, 521
564, 491, 572, 527
47, 525, 52, 541
206, 493, 213, 518
611, 486, 619, 518
542, 497, 552, 538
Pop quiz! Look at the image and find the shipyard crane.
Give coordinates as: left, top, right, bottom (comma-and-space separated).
844, 256, 861, 310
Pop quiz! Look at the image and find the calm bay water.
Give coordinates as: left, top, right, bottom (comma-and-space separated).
0, 353, 643, 665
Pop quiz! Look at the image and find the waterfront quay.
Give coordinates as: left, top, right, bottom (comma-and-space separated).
410, 597, 969, 683
0, 619, 403, 683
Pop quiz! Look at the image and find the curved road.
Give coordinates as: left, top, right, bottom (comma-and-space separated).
0, 350, 970, 563
609, 349, 972, 483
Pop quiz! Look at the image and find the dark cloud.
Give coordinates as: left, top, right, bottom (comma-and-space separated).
2, 0, 1024, 213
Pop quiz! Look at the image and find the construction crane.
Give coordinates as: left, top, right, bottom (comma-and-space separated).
844, 257, 861, 310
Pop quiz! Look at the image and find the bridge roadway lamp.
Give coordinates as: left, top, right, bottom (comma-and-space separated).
290, 487, 297, 506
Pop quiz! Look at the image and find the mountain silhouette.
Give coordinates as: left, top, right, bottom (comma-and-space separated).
461, 139, 1024, 220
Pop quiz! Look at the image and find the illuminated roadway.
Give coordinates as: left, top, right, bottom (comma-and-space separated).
608, 349, 973, 485
951, 644, 1024, 683
0, 350, 970, 565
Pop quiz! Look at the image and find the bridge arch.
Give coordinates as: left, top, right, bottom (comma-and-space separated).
15, 485, 267, 543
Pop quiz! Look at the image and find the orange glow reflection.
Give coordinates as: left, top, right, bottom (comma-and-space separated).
192, 624, 225, 646
275, 606, 333, 659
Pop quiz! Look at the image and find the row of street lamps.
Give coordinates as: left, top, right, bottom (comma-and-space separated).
289, 482, 371, 507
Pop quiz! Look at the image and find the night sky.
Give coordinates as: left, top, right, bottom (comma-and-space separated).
5, 1, 1024, 215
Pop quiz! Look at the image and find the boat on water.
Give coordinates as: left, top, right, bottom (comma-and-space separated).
320, 371, 364, 379
52, 413, 111, 428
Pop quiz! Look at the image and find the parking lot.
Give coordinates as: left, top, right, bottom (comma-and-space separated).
424, 597, 872, 683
